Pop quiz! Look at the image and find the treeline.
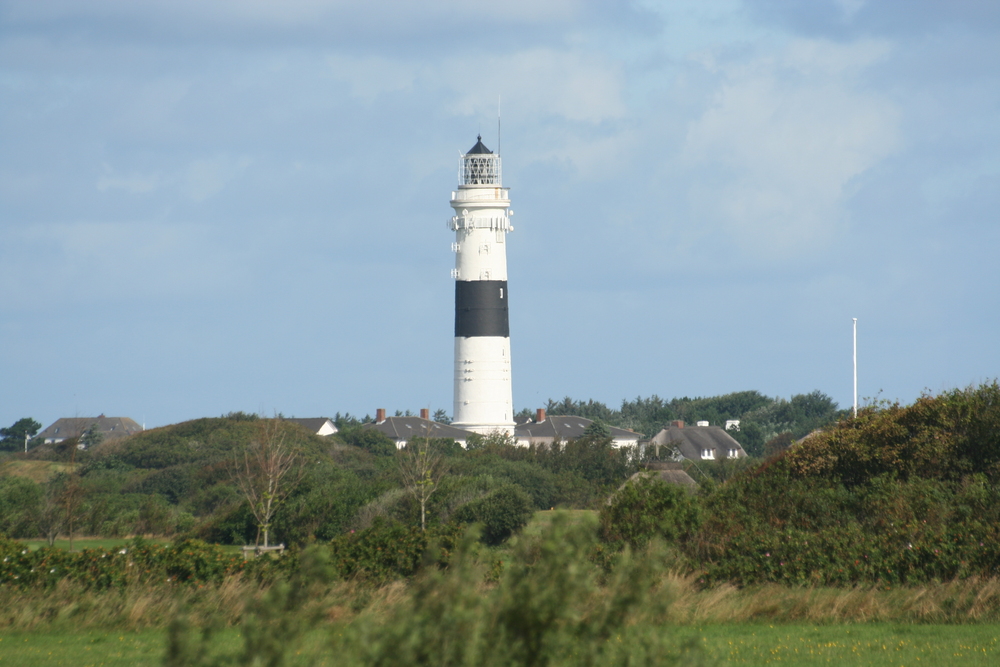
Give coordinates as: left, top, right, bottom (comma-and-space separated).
603, 382, 1000, 586
4, 383, 1000, 592
0, 418, 639, 547
542, 389, 844, 455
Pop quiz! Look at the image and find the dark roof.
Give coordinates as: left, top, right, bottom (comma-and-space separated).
466, 135, 493, 155
649, 425, 746, 460
362, 417, 475, 442
515, 416, 639, 442
284, 418, 336, 435
609, 470, 698, 504
38, 416, 142, 442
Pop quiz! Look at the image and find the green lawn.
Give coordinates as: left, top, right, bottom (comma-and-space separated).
522, 508, 598, 535
2, 624, 997, 666
686, 623, 1000, 665
0, 631, 168, 667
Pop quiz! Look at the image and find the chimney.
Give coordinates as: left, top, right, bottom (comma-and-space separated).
536, 408, 546, 423
420, 408, 430, 420
671, 420, 684, 429
376, 408, 386, 423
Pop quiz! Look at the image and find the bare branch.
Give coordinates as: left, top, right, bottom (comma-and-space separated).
398, 434, 448, 531
229, 420, 304, 548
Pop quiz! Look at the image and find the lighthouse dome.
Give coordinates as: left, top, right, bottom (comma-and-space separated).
466, 135, 493, 155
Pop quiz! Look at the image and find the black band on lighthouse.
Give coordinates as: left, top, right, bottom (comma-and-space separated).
455, 280, 509, 338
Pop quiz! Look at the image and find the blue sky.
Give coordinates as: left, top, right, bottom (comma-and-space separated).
2, 0, 998, 430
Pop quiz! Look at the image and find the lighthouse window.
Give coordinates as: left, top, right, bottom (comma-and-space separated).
496, 231, 504, 243
499, 288, 503, 299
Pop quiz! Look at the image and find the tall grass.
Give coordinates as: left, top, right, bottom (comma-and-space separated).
664, 572, 1000, 623
4, 556, 1000, 635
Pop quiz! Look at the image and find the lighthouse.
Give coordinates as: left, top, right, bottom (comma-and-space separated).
448, 136, 515, 435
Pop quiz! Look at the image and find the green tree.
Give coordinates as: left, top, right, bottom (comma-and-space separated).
80, 423, 104, 449
0, 417, 41, 452
454, 484, 533, 545
398, 438, 447, 531
230, 420, 304, 548
600, 474, 701, 548
341, 428, 397, 456
0, 476, 42, 537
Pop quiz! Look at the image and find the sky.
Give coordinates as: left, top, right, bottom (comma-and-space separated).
2, 0, 999, 430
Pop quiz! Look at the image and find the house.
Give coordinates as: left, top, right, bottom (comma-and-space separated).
362, 409, 476, 448
515, 409, 642, 449
611, 462, 699, 501
358, 407, 643, 451
284, 418, 338, 437
648, 420, 747, 461
37, 415, 143, 446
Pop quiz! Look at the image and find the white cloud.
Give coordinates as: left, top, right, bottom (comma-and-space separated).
680, 38, 900, 258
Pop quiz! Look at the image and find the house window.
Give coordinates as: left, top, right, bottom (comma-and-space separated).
728, 448, 738, 458
701, 448, 715, 460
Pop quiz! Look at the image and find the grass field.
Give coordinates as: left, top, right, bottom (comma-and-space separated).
689, 623, 1000, 665
1, 624, 997, 666
0, 460, 75, 484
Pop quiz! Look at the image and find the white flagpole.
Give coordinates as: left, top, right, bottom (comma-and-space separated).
853, 318, 858, 417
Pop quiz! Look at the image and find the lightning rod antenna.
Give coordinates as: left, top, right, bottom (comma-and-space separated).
497, 95, 501, 155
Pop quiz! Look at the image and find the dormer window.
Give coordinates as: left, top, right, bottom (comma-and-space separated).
728, 448, 739, 458
701, 448, 715, 460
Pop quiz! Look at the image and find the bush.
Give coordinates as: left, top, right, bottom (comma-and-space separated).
677, 384, 1000, 586
328, 520, 464, 582
453, 484, 534, 546
340, 429, 397, 457
0, 537, 251, 591
600, 474, 701, 549
0, 477, 41, 538
339, 515, 704, 666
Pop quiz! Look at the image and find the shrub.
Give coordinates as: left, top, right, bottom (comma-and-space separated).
600, 474, 701, 549
0, 537, 251, 591
453, 484, 534, 546
340, 515, 704, 666
327, 520, 464, 582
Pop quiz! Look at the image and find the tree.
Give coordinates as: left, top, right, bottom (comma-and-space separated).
58, 441, 85, 551
39, 474, 67, 546
0, 417, 41, 452
230, 420, 304, 548
341, 428, 397, 457
398, 437, 447, 531
432, 409, 451, 424
466, 429, 518, 450
454, 484, 533, 545
0, 476, 42, 538
80, 423, 104, 449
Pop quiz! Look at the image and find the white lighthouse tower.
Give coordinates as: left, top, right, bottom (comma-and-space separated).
448, 136, 515, 435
